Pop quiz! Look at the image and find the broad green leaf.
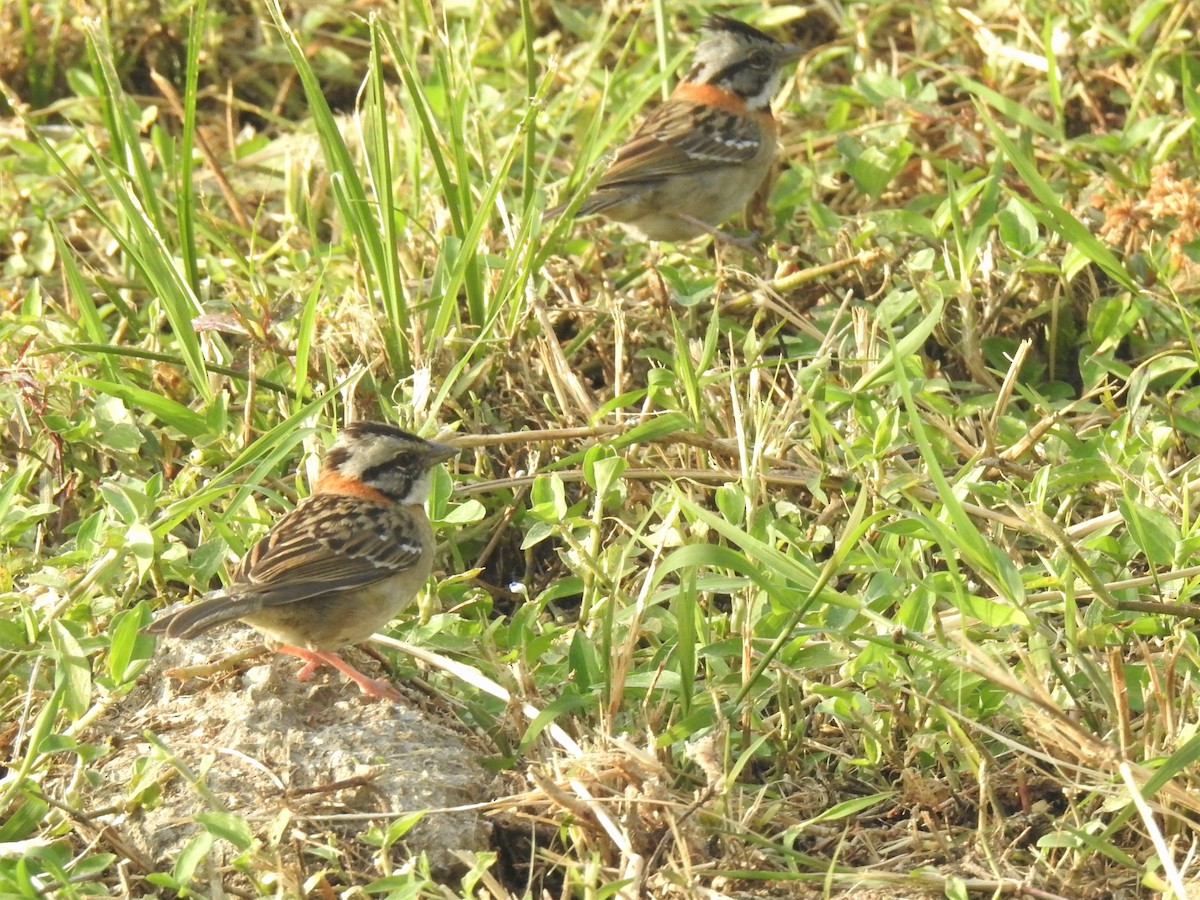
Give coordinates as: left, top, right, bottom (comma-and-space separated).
51, 622, 92, 721
1117, 497, 1179, 566
195, 811, 254, 850
71, 377, 207, 438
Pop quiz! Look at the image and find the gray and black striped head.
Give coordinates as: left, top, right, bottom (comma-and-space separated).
320, 422, 458, 504
685, 15, 803, 111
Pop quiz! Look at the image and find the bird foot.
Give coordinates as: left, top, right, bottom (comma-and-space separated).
277, 645, 403, 702
673, 213, 761, 253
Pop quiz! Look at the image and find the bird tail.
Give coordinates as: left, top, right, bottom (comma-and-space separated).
148, 589, 263, 639
546, 192, 608, 221
549, 189, 625, 222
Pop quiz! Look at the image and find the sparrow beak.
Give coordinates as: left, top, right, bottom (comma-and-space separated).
777, 43, 805, 63
424, 441, 461, 465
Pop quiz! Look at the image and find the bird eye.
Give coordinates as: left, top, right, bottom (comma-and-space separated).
748, 49, 771, 68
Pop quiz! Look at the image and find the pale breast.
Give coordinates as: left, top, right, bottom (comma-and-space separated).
240, 565, 432, 649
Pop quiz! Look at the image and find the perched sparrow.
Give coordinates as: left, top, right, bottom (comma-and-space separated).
549, 14, 803, 242
151, 422, 458, 701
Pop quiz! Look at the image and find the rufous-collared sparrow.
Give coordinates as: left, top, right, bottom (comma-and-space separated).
548, 14, 803, 242
150, 422, 458, 701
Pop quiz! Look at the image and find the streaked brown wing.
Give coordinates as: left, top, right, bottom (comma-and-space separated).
232, 493, 424, 606
598, 102, 763, 186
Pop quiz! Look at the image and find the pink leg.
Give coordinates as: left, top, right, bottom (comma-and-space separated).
276, 645, 402, 701
286, 647, 323, 681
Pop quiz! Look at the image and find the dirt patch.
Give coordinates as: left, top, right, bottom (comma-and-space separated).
43, 625, 493, 891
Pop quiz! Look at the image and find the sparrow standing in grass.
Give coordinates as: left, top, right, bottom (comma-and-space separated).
151, 422, 458, 701
548, 14, 803, 242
